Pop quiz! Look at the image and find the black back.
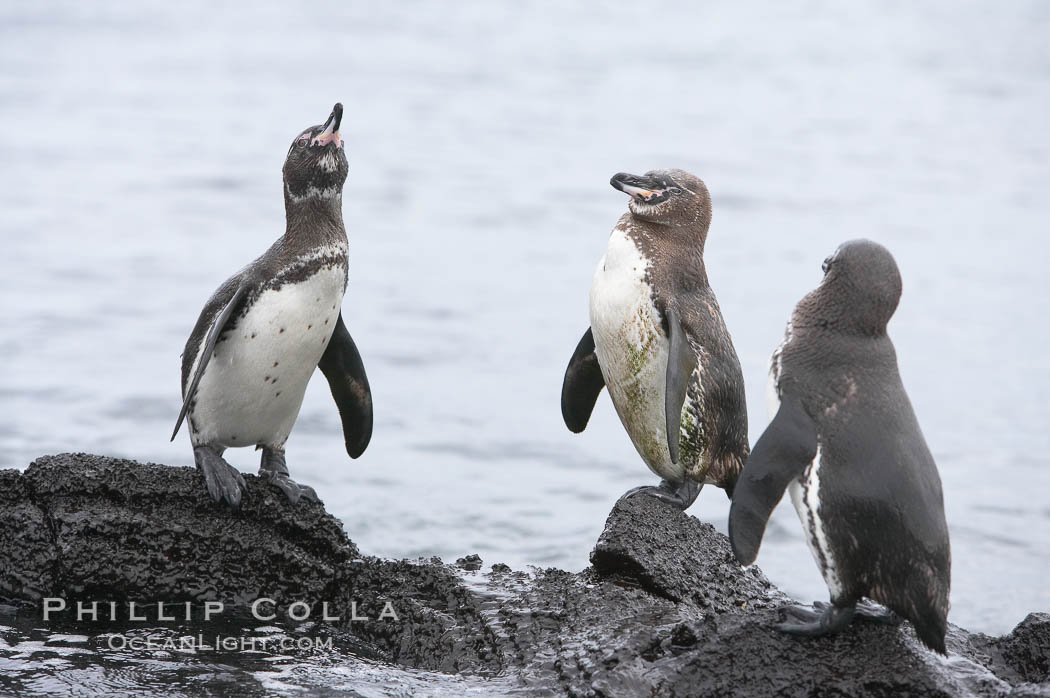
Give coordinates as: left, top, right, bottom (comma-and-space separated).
732, 239, 950, 653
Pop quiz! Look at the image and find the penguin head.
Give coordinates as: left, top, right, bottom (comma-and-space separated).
808, 238, 903, 334
282, 103, 349, 204
610, 169, 712, 232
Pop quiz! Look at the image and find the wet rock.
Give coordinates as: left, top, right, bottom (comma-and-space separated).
2, 453, 1048, 696
0, 469, 56, 601
590, 494, 787, 611
332, 557, 503, 675
19, 453, 355, 610
998, 613, 1050, 683
456, 554, 483, 571
487, 494, 1050, 696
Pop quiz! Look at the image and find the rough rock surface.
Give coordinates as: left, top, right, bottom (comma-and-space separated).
0, 468, 56, 600
2, 453, 1048, 697
9, 454, 354, 609
997, 614, 1050, 684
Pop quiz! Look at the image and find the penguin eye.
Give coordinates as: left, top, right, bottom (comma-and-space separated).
296, 137, 309, 148
669, 187, 683, 195
822, 257, 832, 274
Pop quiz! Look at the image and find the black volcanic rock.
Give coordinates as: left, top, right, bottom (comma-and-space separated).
1, 453, 1048, 697
998, 613, 1050, 683
18, 453, 354, 609
333, 556, 504, 674
489, 495, 1048, 696
0, 468, 55, 601
590, 494, 786, 611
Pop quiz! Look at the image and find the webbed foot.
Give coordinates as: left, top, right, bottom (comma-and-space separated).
260, 448, 319, 505
622, 478, 702, 510
194, 445, 246, 509
776, 602, 856, 637
814, 599, 900, 625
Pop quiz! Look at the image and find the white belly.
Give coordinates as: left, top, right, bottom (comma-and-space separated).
788, 445, 844, 599
189, 264, 346, 449
588, 226, 683, 481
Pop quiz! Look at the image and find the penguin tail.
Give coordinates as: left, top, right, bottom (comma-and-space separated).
909, 550, 951, 655
717, 446, 747, 500
883, 561, 950, 655
722, 471, 736, 500
910, 608, 948, 655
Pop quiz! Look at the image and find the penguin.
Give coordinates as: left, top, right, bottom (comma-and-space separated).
170, 103, 373, 509
561, 169, 749, 510
728, 239, 951, 654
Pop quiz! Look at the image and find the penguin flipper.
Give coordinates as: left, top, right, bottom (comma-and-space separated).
171, 284, 249, 441
318, 313, 373, 459
728, 393, 817, 565
664, 307, 695, 464
561, 327, 605, 433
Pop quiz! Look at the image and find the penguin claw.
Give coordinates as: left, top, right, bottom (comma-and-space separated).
776, 602, 856, 637
194, 447, 246, 510
620, 479, 702, 510
622, 485, 657, 499
779, 604, 821, 623
852, 600, 901, 625
266, 473, 320, 505
210, 473, 244, 509
811, 599, 899, 624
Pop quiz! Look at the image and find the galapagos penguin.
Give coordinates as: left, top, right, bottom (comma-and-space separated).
171, 103, 373, 508
561, 169, 749, 510
728, 239, 951, 654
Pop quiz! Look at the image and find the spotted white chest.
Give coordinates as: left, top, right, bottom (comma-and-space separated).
769, 335, 843, 600
589, 226, 685, 481
788, 445, 844, 600
188, 260, 347, 449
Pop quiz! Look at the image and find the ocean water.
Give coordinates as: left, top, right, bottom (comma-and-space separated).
1, 1, 1048, 664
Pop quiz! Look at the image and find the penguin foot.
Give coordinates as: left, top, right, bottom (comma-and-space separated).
259, 448, 320, 505
621, 478, 702, 510
193, 446, 246, 509
776, 602, 856, 637
267, 474, 320, 505
814, 599, 900, 625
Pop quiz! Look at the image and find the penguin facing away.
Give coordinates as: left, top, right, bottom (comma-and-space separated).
728, 239, 951, 653
171, 103, 373, 508
561, 169, 749, 510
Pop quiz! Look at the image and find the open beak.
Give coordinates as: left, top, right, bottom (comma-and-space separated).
610, 172, 664, 202
312, 103, 344, 148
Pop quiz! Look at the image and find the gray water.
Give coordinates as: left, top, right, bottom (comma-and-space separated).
1, 1, 1049, 689
0, 612, 510, 695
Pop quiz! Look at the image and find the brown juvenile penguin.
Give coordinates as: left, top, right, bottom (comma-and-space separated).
561, 169, 749, 509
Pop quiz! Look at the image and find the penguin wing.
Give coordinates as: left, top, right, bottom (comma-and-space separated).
171, 282, 249, 441
728, 392, 817, 565
664, 307, 696, 464
318, 313, 373, 459
561, 327, 606, 433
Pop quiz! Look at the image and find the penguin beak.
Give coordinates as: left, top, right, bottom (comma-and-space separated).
312, 103, 344, 148
610, 172, 668, 204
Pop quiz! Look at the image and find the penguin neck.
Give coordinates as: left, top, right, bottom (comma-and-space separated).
627, 215, 708, 255
284, 193, 346, 245
793, 285, 890, 338
624, 215, 709, 288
